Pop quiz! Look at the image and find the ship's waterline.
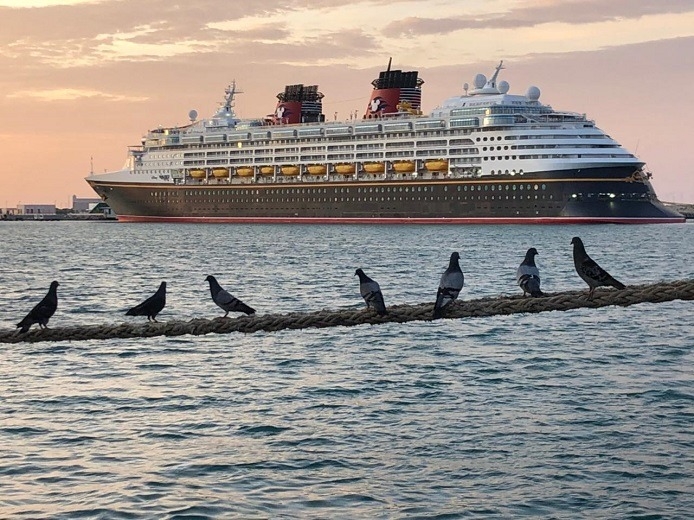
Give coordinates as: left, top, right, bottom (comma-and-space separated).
86, 60, 684, 224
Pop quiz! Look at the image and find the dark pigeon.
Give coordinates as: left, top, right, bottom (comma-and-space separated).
126, 281, 166, 322
433, 252, 464, 319
571, 237, 625, 299
205, 275, 255, 317
517, 247, 543, 297
355, 268, 387, 316
16, 281, 59, 333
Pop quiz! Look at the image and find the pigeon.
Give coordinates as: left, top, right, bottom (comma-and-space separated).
571, 237, 625, 299
433, 252, 464, 319
205, 275, 255, 317
355, 268, 387, 316
16, 281, 59, 333
125, 281, 166, 322
516, 247, 544, 297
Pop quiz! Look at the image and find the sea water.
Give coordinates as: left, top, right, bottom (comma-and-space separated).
0, 222, 692, 519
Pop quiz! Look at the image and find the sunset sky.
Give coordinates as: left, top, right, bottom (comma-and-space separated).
1, 0, 693, 207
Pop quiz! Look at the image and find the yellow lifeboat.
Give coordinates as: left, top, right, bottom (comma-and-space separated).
212, 167, 229, 178
260, 166, 274, 176
425, 159, 449, 172
236, 166, 254, 177
363, 162, 385, 174
334, 163, 355, 175
189, 168, 206, 179
392, 160, 416, 173
281, 165, 300, 176
306, 164, 327, 176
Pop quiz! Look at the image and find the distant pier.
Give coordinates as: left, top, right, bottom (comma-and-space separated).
665, 203, 694, 220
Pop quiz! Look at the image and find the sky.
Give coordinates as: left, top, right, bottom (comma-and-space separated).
1, 0, 693, 207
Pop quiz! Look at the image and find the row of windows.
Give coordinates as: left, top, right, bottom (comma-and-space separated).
476, 134, 606, 142
168, 184, 549, 198
168, 194, 556, 204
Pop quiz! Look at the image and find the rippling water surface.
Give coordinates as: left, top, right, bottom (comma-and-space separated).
0, 222, 693, 519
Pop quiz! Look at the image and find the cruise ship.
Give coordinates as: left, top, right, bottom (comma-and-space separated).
86, 60, 684, 224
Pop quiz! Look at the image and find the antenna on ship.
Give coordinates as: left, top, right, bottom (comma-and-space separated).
90, 156, 94, 175
387, 57, 392, 72
488, 60, 504, 88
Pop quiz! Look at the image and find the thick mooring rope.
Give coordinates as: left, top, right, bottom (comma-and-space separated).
2, 279, 693, 344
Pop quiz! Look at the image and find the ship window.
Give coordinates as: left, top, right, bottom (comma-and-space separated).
542, 184, 546, 190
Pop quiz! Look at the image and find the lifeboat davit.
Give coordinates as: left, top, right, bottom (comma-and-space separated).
236, 167, 254, 177
334, 163, 356, 175
260, 166, 274, 176
363, 162, 385, 174
392, 160, 415, 173
189, 168, 206, 179
307, 164, 327, 176
281, 165, 300, 176
212, 167, 229, 178
425, 159, 448, 172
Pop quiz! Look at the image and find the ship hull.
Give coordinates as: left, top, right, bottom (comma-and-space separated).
87, 166, 685, 224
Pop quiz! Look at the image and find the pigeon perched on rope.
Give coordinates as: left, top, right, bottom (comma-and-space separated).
126, 281, 166, 322
205, 275, 255, 317
433, 252, 464, 319
355, 268, 387, 316
517, 247, 543, 297
571, 237, 625, 299
16, 281, 59, 333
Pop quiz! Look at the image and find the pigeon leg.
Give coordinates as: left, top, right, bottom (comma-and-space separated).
224, 311, 229, 318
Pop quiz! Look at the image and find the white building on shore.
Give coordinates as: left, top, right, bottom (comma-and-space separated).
17, 203, 56, 215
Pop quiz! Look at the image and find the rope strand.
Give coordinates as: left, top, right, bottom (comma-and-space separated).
2, 279, 692, 344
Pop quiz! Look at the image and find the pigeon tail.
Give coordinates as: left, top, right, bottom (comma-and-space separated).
16, 319, 31, 334
236, 302, 256, 315
364, 290, 387, 315
433, 287, 457, 319
520, 275, 544, 297
609, 278, 626, 290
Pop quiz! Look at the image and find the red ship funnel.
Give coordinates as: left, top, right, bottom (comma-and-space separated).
363, 64, 423, 118
270, 84, 324, 124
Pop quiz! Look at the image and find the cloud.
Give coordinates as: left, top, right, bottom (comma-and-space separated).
6, 88, 148, 102
383, 0, 694, 36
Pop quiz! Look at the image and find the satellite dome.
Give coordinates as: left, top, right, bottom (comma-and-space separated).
188, 109, 198, 122
473, 74, 487, 89
526, 86, 541, 101
498, 80, 510, 94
